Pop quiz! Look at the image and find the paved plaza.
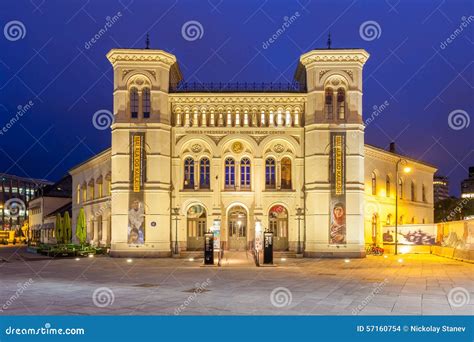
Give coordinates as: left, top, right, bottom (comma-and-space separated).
0, 247, 473, 316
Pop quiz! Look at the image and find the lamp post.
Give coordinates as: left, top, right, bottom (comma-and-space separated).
394, 159, 411, 255
295, 207, 304, 254
172, 207, 180, 255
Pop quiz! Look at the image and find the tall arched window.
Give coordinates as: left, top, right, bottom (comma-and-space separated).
240, 158, 251, 189
199, 158, 210, 189
130, 87, 139, 118
184, 157, 194, 189
76, 185, 81, 204
422, 184, 426, 202
142, 88, 150, 118
325, 88, 333, 119
386, 175, 391, 197
386, 214, 392, 225
337, 88, 346, 119
265, 158, 276, 189
281, 157, 292, 189
88, 180, 95, 201
398, 178, 403, 199
411, 181, 416, 201
371, 172, 377, 195
225, 158, 235, 189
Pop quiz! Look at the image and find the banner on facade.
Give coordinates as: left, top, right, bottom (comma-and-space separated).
329, 132, 346, 245
128, 132, 146, 245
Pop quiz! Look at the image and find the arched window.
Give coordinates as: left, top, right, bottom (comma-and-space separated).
142, 88, 150, 118
97, 178, 103, 198
337, 88, 345, 119
386, 175, 391, 197
88, 180, 95, 201
325, 88, 333, 119
422, 184, 426, 202
82, 184, 87, 202
411, 216, 415, 224
225, 158, 235, 189
386, 214, 392, 225
371, 172, 377, 195
265, 158, 276, 189
240, 158, 251, 189
76, 185, 81, 204
411, 181, 416, 201
184, 157, 194, 189
281, 157, 292, 189
105, 173, 111, 196
130, 88, 139, 118
398, 178, 403, 199
199, 158, 210, 189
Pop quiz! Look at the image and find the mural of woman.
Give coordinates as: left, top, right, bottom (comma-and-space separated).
128, 198, 145, 244
329, 202, 346, 244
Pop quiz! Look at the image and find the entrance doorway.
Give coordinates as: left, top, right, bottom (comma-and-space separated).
187, 205, 207, 251
269, 205, 289, 251
228, 205, 247, 250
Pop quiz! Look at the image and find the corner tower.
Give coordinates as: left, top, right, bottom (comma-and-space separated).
296, 48, 369, 257
106, 48, 182, 257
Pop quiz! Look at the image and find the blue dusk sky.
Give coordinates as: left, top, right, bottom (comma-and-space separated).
0, 0, 472, 195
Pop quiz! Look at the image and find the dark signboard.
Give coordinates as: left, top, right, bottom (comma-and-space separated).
263, 231, 273, 264
329, 132, 346, 245
204, 232, 214, 265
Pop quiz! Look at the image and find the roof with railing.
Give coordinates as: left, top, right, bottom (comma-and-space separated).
169, 81, 306, 93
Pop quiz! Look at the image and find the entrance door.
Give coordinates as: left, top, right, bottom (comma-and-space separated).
187, 205, 207, 251
228, 206, 247, 250
269, 205, 289, 251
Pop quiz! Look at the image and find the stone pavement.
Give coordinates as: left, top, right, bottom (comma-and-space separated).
0, 246, 472, 316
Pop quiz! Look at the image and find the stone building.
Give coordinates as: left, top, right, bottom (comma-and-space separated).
69, 46, 436, 258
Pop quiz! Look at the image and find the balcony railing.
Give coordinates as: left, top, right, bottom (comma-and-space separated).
169, 81, 306, 93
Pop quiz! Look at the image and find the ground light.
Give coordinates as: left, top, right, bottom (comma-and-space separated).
126, 258, 133, 263
398, 258, 403, 263
88, 254, 94, 258
75, 258, 80, 261
189, 257, 194, 262
344, 259, 350, 263
383, 255, 388, 259
281, 258, 286, 262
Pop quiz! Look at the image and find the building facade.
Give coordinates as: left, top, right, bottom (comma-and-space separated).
70, 47, 436, 258
433, 175, 449, 203
461, 167, 474, 199
0, 173, 51, 234
28, 175, 72, 244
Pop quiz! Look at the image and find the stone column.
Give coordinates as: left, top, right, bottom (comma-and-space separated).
260, 111, 266, 127
226, 111, 232, 127
235, 111, 241, 127
202, 110, 207, 127
184, 110, 190, 127
277, 110, 283, 127
294, 110, 300, 127
285, 110, 292, 127
209, 110, 215, 127
193, 110, 199, 127
176, 112, 182, 126
269, 111, 275, 127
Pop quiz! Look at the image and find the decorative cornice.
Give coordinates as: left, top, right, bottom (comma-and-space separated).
299, 49, 370, 67
106, 49, 177, 67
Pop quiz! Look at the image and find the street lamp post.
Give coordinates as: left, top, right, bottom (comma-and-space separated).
394, 159, 411, 255
172, 207, 180, 255
295, 207, 304, 254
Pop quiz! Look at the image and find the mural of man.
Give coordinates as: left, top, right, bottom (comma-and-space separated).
128, 198, 144, 244
330, 202, 346, 244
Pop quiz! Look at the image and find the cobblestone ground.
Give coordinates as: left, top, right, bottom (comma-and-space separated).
0, 247, 473, 316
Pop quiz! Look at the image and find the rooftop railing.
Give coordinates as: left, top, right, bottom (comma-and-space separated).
169, 81, 306, 93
